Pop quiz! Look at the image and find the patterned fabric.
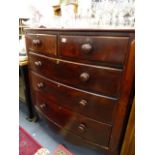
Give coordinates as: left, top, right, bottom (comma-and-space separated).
19, 126, 74, 155
34, 148, 50, 155
56, 150, 67, 155
53, 145, 74, 155
19, 126, 42, 155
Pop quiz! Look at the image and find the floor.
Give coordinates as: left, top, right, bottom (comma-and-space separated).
19, 101, 104, 155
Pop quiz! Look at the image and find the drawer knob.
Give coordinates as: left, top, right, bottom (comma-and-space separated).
40, 103, 46, 109
80, 72, 90, 82
32, 39, 41, 46
79, 99, 87, 107
34, 61, 42, 66
37, 82, 44, 88
81, 43, 93, 54
78, 124, 86, 132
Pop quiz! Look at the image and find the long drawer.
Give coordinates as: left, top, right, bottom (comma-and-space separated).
29, 53, 123, 98
30, 72, 118, 124
34, 93, 112, 148
59, 35, 129, 68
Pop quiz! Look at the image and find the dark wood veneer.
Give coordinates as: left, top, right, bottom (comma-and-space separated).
59, 35, 129, 68
30, 71, 118, 124
34, 93, 112, 148
29, 53, 123, 98
25, 34, 57, 57
25, 28, 135, 155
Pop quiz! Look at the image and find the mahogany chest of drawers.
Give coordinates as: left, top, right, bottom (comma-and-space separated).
25, 28, 135, 155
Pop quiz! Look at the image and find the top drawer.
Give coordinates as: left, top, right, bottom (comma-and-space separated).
25, 34, 57, 57
59, 35, 129, 68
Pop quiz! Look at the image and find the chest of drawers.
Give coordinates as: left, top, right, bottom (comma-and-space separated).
25, 28, 135, 155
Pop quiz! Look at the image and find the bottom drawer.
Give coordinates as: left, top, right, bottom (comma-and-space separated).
34, 93, 112, 148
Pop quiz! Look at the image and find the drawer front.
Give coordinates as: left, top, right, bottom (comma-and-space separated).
29, 54, 123, 98
34, 93, 112, 148
31, 72, 117, 124
59, 35, 129, 68
25, 34, 57, 57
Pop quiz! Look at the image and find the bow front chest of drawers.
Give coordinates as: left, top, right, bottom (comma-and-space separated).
25, 28, 135, 155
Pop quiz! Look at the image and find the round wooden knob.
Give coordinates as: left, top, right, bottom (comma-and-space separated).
81, 43, 93, 54
79, 99, 87, 107
78, 124, 86, 132
80, 72, 90, 82
37, 82, 44, 88
34, 61, 42, 66
32, 39, 41, 46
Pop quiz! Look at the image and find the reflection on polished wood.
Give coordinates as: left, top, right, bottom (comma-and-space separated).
25, 28, 135, 155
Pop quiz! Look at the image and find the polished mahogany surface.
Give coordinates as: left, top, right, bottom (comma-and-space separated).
25, 34, 57, 57
59, 35, 129, 68
34, 93, 112, 148
29, 53, 123, 98
30, 72, 117, 124
25, 28, 135, 155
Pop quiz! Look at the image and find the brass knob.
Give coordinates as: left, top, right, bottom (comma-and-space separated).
34, 61, 42, 66
81, 43, 93, 54
78, 124, 86, 132
32, 39, 41, 46
37, 82, 44, 88
80, 72, 90, 82
79, 99, 87, 107
40, 103, 46, 109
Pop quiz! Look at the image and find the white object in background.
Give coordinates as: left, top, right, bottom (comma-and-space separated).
19, 36, 28, 62
28, 6, 42, 27
51, 0, 60, 6
78, 0, 92, 9
61, 4, 76, 27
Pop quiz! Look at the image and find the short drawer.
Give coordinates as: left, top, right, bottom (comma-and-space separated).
25, 34, 57, 57
29, 54, 123, 98
59, 35, 129, 68
34, 94, 112, 148
31, 72, 117, 124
